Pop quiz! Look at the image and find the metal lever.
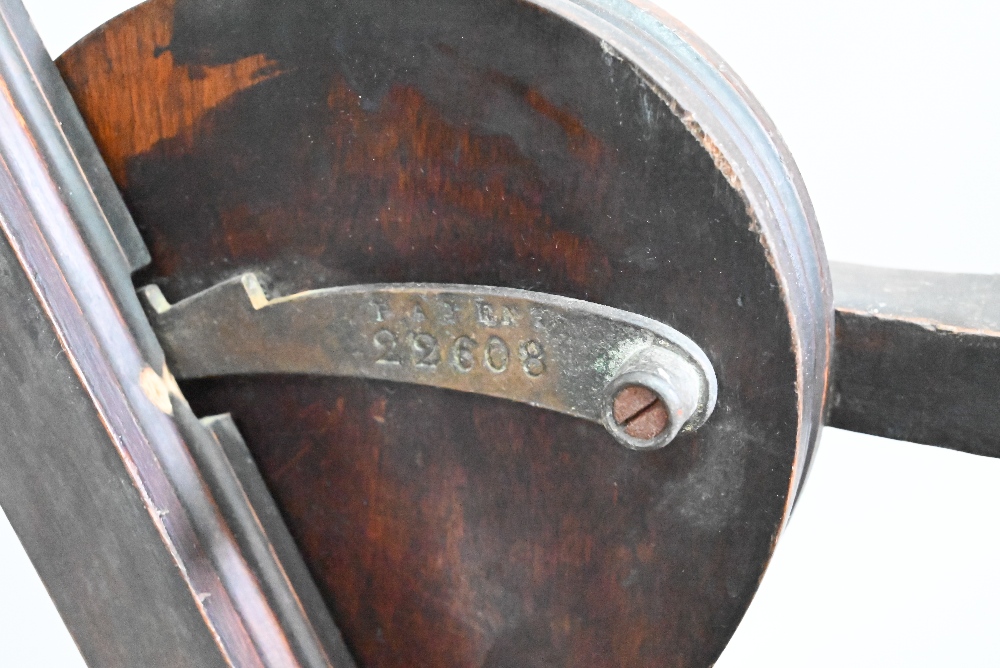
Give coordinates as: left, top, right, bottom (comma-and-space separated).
141, 274, 717, 451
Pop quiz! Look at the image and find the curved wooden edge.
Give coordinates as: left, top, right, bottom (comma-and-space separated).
829, 262, 1000, 459
530, 0, 833, 509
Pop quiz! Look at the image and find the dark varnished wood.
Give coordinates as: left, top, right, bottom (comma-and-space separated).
58, 0, 830, 665
830, 262, 1000, 459
0, 0, 348, 664
0, 161, 227, 668
0, 0, 150, 274
200, 413, 358, 667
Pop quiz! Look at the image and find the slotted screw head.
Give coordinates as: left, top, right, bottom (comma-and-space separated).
612, 385, 671, 440
601, 346, 702, 451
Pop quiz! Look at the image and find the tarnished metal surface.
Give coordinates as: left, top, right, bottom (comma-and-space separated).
602, 345, 702, 450
142, 275, 717, 449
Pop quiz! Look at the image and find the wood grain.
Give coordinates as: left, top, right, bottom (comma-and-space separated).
59, 0, 829, 664
830, 262, 1000, 459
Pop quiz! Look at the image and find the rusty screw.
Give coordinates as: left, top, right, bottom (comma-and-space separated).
612, 385, 671, 440
601, 346, 702, 451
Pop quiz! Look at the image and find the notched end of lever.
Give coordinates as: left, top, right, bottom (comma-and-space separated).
139, 272, 271, 317
138, 284, 171, 315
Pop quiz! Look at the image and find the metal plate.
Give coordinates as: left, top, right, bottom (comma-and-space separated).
143, 275, 717, 449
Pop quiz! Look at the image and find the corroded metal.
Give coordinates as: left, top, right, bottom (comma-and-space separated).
141, 275, 717, 449
601, 345, 702, 450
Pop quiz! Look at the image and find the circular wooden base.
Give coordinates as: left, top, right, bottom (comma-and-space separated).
60, 0, 831, 664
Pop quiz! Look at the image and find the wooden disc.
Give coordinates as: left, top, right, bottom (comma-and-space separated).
59, 0, 831, 664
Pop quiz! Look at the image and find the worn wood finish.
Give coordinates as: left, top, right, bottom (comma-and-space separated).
0, 0, 150, 274
0, 12, 225, 663
199, 413, 359, 667
829, 262, 1000, 459
0, 175, 227, 668
0, 0, 352, 664
59, 0, 830, 665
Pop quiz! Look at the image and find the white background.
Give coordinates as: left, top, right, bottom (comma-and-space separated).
3, 0, 999, 665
